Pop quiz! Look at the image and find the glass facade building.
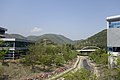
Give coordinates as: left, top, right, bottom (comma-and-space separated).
0, 27, 33, 60
0, 27, 7, 38
0, 38, 32, 59
107, 15, 120, 53
107, 15, 120, 68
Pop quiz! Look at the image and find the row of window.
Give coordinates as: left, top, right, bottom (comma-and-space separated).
108, 47, 120, 52
0, 41, 30, 47
109, 21, 120, 28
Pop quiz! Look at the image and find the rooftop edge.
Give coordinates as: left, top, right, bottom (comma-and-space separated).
106, 15, 120, 21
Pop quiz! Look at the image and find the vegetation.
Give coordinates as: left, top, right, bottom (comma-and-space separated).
99, 57, 120, 80
88, 49, 111, 80
27, 34, 73, 44
0, 40, 8, 64
6, 33, 73, 44
5, 34, 27, 40
74, 29, 107, 49
21, 40, 77, 72
89, 49, 108, 65
0, 40, 8, 79
5, 29, 107, 50
64, 68, 97, 80
115, 57, 120, 79
0, 29, 109, 79
87, 49, 120, 80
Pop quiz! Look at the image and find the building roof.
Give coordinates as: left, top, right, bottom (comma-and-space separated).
0, 27, 7, 31
0, 38, 33, 42
106, 15, 120, 22
76, 49, 96, 52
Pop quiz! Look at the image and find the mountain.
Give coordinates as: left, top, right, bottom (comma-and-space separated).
4, 29, 107, 47
74, 29, 107, 49
27, 34, 73, 44
4, 33, 73, 44
5, 34, 27, 40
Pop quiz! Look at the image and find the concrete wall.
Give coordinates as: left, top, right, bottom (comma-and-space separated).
107, 28, 120, 47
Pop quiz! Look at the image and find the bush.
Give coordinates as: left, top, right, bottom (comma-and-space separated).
64, 68, 96, 80
88, 49, 108, 65
22, 43, 77, 71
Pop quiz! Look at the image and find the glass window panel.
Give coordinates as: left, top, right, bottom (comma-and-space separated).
0, 41, 14, 47
109, 21, 120, 28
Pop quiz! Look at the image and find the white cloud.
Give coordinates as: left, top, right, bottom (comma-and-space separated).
31, 27, 42, 32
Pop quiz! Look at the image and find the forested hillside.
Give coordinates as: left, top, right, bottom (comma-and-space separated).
74, 29, 107, 49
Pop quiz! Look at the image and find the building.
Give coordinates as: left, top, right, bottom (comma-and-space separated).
0, 27, 7, 38
107, 15, 120, 68
0, 27, 32, 60
76, 46, 100, 56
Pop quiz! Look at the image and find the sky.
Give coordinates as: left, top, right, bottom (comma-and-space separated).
0, 0, 120, 40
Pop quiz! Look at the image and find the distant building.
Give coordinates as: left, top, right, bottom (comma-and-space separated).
107, 15, 120, 68
0, 27, 32, 60
0, 27, 7, 38
76, 46, 100, 56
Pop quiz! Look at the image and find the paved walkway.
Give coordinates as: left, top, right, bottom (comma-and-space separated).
55, 56, 89, 80
73, 56, 84, 72
47, 56, 100, 80
88, 60, 100, 77
48, 56, 89, 80
21, 56, 99, 80
46, 56, 80, 80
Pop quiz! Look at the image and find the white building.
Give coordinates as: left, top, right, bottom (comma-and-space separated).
0, 27, 33, 60
107, 15, 120, 68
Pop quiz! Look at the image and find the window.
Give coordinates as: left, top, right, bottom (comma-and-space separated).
15, 41, 29, 47
0, 41, 15, 47
113, 47, 120, 52
109, 21, 120, 28
108, 47, 120, 52
108, 47, 113, 52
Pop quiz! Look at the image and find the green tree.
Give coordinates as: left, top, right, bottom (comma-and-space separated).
0, 50, 8, 64
22, 41, 77, 72
64, 68, 97, 80
40, 55, 52, 69
100, 53, 108, 65
89, 49, 108, 65
115, 57, 120, 79
0, 40, 7, 78
0, 40, 8, 64
54, 55, 65, 66
117, 57, 120, 68
21, 44, 41, 72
